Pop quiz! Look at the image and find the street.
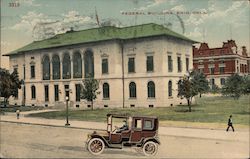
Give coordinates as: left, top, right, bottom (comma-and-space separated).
0, 122, 249, 158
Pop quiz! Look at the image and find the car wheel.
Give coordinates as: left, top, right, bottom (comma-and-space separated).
87, 138, 105, 155
142, 141, 158, 156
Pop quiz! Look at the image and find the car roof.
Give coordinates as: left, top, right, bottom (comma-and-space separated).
107, 113, 158, 119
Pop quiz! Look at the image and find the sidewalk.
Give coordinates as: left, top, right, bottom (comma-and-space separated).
1, 111, 249, 143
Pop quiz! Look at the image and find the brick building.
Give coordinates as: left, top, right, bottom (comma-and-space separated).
193, 40, 250, 88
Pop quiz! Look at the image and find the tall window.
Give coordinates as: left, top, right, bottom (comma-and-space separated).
73, 52, 82, 78
102, 59, 108, 74
44, 85, 49, 101
42, 56, 50, 80
168, 80, 172, 97
186, 58, 189, 71
147, 81, 155, 98
23, 65, 26, 79
31, 85, 36, 99
75, 84, 81, 102
146, 56, 154, 72
63, 53, 71, 79
219, 67, 224, 74
52, 55, 60, 80
30, 65, 35, 78
128, 57, 135, 73
54, 85, 59, 101
103, 83, 110, 99
177, 56, 182, 72
210, 68, 215, 75
84, 50, 94, 77
220, 78, 225, 85
129, 82, 136, 98
168, 55, 173, 72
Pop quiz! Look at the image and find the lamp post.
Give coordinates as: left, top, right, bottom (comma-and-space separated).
65, 96, 70, 126
65, 88, 71, 126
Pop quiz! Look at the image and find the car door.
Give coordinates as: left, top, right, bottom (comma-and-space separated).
130, 118, 142, 142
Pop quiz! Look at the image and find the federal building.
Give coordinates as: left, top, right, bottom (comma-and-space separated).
5, 23, 196, 108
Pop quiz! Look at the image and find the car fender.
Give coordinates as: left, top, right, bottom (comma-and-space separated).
90, 134, 109, 147
143, 137, 160, 145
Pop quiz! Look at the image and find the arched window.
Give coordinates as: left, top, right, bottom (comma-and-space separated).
84, 50, 94, 77
42, 56, 50, 80
52, 55, 60, 79
31, 85, 36, 99
168, 80, 172, 97
103, 83, 110, 99
147, 81, 155, 98
63, 53, 71, 79
129, 82, 136, 98
73, 51, 82, 78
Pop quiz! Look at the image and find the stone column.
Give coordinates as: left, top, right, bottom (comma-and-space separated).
70, 51, 73, 79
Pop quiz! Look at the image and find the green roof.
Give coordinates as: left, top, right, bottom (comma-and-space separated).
6, 23, 197, 55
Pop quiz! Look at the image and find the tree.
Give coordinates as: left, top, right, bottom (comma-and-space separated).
80, 76, 100, 110
0, 68, 21, 107
190, 70, 209, 98
222, 74, 244, 99
242, 75, 250, 94
177, 76, 198, 112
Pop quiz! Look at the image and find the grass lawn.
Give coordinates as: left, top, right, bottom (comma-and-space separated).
0, 105, 45, 114
27, 95, 250, 126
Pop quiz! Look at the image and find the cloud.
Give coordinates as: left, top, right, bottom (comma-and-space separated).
185, 1, 248, 27
185, 27, 203, 39
171, 4, 186, 12
19, 0, 41, 7
11, 11, 52, 31
137, 0, 174, 11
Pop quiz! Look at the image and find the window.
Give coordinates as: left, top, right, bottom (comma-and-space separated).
31, 86, 36, 99
42, 56, 50, 80
220, 78, 225, 85
73, 52, 82, 78
54, 85, 59, 101
128, 57, 135, 73
103, 83, 110, 99
144, 120, 153, 130
44, 85, 49, 102
129, 82, 136, 98
168, 80, 172, 97
199, 68, 204, 73
147, 81, 155, 98
52, 55, 60, 80
63, 53, 71, 79
186, 58, 189, 71
168, 55, 173, 72
30, 65, 35, 78
134, 119, 142, 129
219, 67, 224, 74
146, 56, 154, 72
84, 50, 94, 78
210, 68, 215, 75
211, 78, 215, 85
75, 84, 81, 102
23, 65, 25, 79
102, 58, 108, 74
177, 56, 182, 72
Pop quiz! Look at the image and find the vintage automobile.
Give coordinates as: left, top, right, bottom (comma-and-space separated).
86, 113, 160, 156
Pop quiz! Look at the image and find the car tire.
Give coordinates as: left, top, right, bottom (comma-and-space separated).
142, 141, 158, 156
87, 138, 105, 155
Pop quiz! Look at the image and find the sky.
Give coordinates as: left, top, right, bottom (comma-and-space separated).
1, 0, 249, 69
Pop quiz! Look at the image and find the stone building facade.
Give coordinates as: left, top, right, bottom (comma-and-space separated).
6, 23, 195, 108
193, 40, 250, 88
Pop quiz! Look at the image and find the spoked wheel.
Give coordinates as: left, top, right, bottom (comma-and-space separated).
142, 141, 158, 156
87, 138, 105, 155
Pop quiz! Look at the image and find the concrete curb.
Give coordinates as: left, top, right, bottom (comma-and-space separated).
0, 120, 103, 131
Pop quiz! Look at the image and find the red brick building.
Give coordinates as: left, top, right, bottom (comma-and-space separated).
193, 40, 250, 87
